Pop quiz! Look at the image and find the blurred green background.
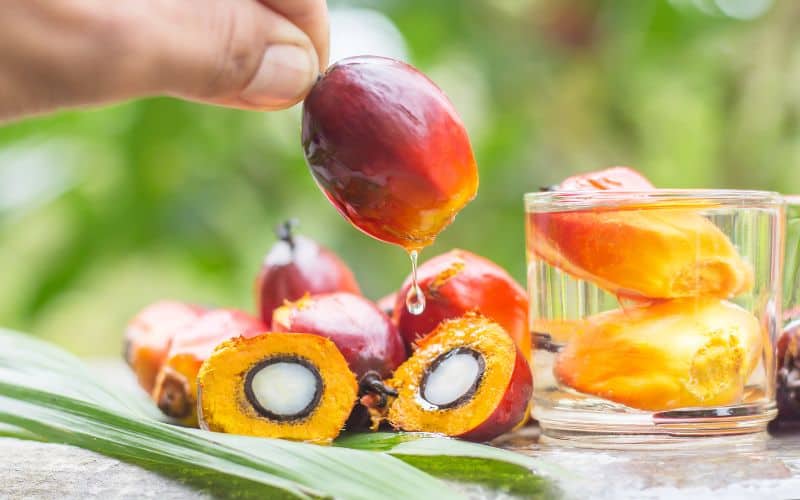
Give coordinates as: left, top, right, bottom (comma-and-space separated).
1, 0, 798, 357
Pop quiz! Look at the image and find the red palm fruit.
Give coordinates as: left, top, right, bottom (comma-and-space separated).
387, 314, 532, 442
530, 167, 753, 300
376, 292, 397, 317
272, 293, 407, 397
152, 309, 266, 425
255, 220, 360, 324
301, 56, 478, 249
124, 301, 204, 394
776, 307, 800, 424
393, 249, 530, 358
556, 166, 654, 191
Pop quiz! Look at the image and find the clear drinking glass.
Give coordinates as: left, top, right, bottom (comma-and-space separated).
525, 189, 784, 445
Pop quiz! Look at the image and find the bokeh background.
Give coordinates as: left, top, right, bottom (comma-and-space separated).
1, 0, 798, 356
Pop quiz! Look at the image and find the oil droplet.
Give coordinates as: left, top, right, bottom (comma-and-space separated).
405, 249, 426, 315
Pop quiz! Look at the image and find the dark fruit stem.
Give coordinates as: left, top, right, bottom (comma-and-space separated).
275, 219, 299, 250
533, 332, 562, 353
359, 371, 397, 408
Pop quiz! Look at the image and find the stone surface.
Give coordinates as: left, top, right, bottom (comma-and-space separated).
7, 427, 800, 499
5, 361, 800, 499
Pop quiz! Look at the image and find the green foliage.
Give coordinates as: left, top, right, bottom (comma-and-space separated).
0, 328, 561, 499
1, 1, 799, 355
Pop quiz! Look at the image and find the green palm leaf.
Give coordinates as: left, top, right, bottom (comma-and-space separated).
0, 329, 560, 499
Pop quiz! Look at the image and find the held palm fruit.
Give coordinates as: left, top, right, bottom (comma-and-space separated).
255, 220, 360, 323
387, 314, 533, 442
124, 301, 204, 394
393, 250, 530, 358
301, 56, 478, 249
554, 298, 762, 411
272, 293, 407, 387
197, 333, 358, 444
529, 167, 753, 299
152, 309, 265, 425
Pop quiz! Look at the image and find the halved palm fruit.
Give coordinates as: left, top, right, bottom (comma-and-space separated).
198, 333, 358, 444
387, 314, 532, 442
554, 298, 762, 411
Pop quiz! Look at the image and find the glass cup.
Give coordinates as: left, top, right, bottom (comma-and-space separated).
525, 189, 784, 445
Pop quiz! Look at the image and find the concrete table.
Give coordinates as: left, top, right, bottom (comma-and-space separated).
5, 429, 800, 499
3, 361, 800, 499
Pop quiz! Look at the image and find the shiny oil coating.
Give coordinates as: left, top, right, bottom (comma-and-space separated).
301, 56, 478, 249
393, 249, 530, 357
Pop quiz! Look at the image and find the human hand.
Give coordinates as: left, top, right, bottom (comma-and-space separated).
0, 0, 327, 122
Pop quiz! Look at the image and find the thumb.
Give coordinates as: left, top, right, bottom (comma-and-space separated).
142, 0, 320, 110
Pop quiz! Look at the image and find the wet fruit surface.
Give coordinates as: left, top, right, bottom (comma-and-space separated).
554, 298, 762, 411
531, 167, 753, 300
124, 301, 204, 394
301, 56, 478, 249
271, 292, 407, 380
393, 249, 529, 356
528, 206, 753, 300
151, 309, 265, 424
255, 220, 360, 323
197, 333, 358, 443
387, 314, 532, 442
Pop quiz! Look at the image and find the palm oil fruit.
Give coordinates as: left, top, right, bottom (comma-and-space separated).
124, 301, 204, 394
255, 219, 361, 324
152, 309, 265, 425
530, 167, 753, 300
387, 314, 532, 442
376, 292, 397, 317
529, 208, 753, 300
197, 333, 358, 444
554, 298, 762, 411
271, 292, 407, 388
301, 56, 478, 249
393, 249, 530, 357
776, 310, 800, 423
555, 166, 654, 191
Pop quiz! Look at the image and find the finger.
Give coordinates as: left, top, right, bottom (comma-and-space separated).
256, 0, 329, 69
141, 0, 320, 110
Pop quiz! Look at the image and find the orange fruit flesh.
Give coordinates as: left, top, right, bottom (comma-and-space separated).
197, 333, 358, 444
388, 315, 525, 436
554, 298, 762, 411
529, 207, 753, 299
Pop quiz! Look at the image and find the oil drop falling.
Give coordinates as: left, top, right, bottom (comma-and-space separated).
405, 249, 426, 315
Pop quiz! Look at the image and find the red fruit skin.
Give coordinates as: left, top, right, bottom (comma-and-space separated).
124, 301, 204, 393
557, 166, 654, 191
393, 249, 530, 356
301, 56, 478, 249
272, 292, 407, 379
169, 309, 266, 361
376, 292, 397, 318
459, 347, 533, 442
776, 307, 800, 423
256, 234, 361, 324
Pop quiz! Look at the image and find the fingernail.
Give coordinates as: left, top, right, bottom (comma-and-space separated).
241, 44, 317, 107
